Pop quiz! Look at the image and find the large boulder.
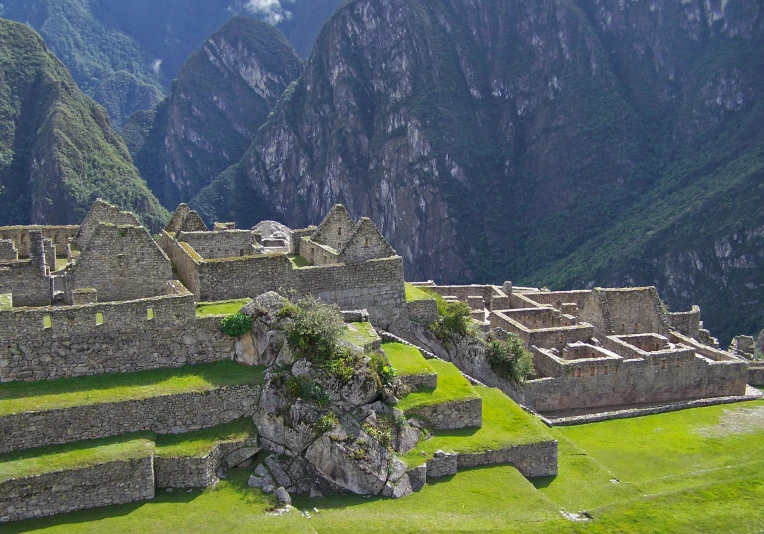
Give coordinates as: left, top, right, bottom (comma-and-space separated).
236, 292, 293, 366
253, 379, 322, 456
293, 355, 380, 411
304, 415, 391, 495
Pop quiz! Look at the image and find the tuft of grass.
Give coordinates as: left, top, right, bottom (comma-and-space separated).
0, 362, 265, 416
0, 434, 155, 482
287, 254, 310, 268
0, 293, 11, 309
341, 321, 379, 348
155, 418, 256, 458
195, 298, 251, 317
396, 359, 479, 412
400, 386, 552, 467
404, 283, 435, 303
382, 342, 434, 377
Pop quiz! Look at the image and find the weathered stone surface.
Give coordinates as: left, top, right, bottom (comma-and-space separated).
426, 451, 458, 480
394, 425, 421, 454
304, 416, 390, 495
407, 464, 427, 492
275, 486, 292, 505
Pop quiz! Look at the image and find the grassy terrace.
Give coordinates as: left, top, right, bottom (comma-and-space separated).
0, 362, 265, 416
0, 434, 154, 482
195, 298, 252, 317
401, 386, 553, 467
341, 321, 379, 348
5, 399, 764, 532
404, 282, 435, 302
382, 342, 434, 376
156, 418, 256, 458
287, 254, 310, 268
396, 359, 478, 412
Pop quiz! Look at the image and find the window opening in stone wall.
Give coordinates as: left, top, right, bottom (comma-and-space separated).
147, 308, 154, 320
95, 312, 104, 326
364, 237, 369, 247
661, 359, 666, 369
590, 367, 596, 376
43, 315, 52, 329
338, 228, 342, 236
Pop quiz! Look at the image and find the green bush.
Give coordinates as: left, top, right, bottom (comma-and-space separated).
431, 300, 472, 341
285, 297, 345, 364
219, 313, 253, 337
371, 352, 398, 387
316, 412, 339, 433
285, 375, 331, 407
485, 334, 534, 386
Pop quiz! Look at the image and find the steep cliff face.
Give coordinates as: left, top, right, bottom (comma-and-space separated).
0, 19, 168, 229
195, 0, 763, 342
122, 16, 303, 206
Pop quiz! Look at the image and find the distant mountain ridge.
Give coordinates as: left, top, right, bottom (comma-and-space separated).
121, 16, 303, 207
0, 19, 168, 229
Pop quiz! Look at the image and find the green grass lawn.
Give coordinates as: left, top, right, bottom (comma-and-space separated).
382, 341, 435, 376
287, 254, 310, 268
156, 418, 256, 458
341, 321, 379, 348
400, 386, 553, 467
0, 434, 154, 482
0, 293, 11, 309
0, 362, 265, 416
54, 258, 69, 271
195, 298, 252, 317
395, 359, 479, 413
404, 282, 435, 303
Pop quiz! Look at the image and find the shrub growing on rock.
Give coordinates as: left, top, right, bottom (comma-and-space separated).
485, 333, 534, 386
430, 300, 472, 341
220, 312, 254, 337
285, 296, 345, 364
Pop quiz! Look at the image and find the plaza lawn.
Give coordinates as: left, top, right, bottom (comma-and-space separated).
382, 341, 434, 376
0, 434, 154, 482
395, 359, 479, 413
195, 298, 251, 317
0, 361, 265, 416
341, 321, 379, 348
155, 418, 256, 458
404, 282, 434, 302
401, 386, 553, 467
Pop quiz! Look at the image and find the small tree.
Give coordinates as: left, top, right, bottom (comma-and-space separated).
219, 312, 253, 337
285, 296, 345, 364
431, 300, 472, 341
485, 333, 534, 386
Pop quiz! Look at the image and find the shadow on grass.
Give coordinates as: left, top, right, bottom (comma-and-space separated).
0, 432, 156, 466
531, 475, 557, 489
0, 361, 265, 402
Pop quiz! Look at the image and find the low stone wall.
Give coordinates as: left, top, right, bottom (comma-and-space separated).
426, 451, 458, 480
457, 440, 558, 477
399, 372, 438, 391
407, 397, 482, 429
407, 299, 439, 324
0, 225, 78, 258
0, 384, 260, 453
154, 437, 259, 488
1, 290, 236, 382
0, 456, 154, 523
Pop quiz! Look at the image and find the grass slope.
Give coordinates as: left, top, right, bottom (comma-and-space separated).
195, 298, 251, 317
0, 434, 154, 482
382, 342, 434, 376
0, 362, 265, 416
404, 283, 434, 303
155, 418, 256, 458
341, 321, 379, 348
395, 359, 479, 412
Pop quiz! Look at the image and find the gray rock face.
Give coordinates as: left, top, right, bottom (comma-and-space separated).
236, 292, 293, 367
304, 416, 391, 495
394, 425, 421, 454
253, 381, 322, 456
407, 464, 427, 492
275, 486, 292, 505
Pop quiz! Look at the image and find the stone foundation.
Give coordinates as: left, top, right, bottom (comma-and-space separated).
407, 397, 482, 429
457, 440, 558, 477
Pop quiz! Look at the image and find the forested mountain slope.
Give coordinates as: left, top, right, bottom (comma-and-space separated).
0, 19, 168, 229
192, 0, 764, 343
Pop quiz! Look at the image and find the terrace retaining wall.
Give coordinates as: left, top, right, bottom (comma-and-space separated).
0, 384, 261, 453
0, 456, 154, 523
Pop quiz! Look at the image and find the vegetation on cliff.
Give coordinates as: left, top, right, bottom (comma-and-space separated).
0, 19, 168, 229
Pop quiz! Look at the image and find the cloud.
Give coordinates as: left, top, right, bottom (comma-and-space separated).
243, 0, 294, 25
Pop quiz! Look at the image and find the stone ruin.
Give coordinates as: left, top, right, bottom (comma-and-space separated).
0, 198, 761, 522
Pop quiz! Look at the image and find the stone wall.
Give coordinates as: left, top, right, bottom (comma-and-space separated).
65, 224, 173, 303
0, 226, 78, 257
0, 456, 154, 523
300, 238, 339, 266
0, 240, 17, 260
398, 371, 438, 391
158, 231, 200, 297
0, 287, 236, 382
580, 287, 669, 339
339, 218, 396, 263
407, 299, 439, 324
490, 311, 594, 352
0, 260, 51, 307
668, 306, 701, 338
0, 384, 260, 453
457, 440, 558, 478
406, 397, 482, 429
73, 200, 140, 249
177, 230, 256, 259
311, 204, 355, 251
748, 365, 764, 385
290, 228, 316, 254
154, 436, 259, 488
520, 291, 592, 313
